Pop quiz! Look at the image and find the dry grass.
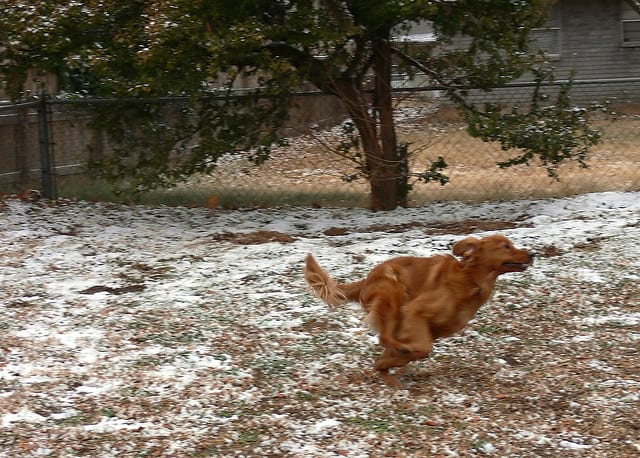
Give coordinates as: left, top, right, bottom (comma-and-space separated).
58, 103, 640, 208
197, 106, 640, 207
402, 115, 640, 203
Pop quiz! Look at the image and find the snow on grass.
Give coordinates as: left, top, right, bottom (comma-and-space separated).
0, 191, 639, 457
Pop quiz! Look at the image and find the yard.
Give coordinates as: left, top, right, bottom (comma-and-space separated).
194, 103, 640, 207
1, 191, 639, 457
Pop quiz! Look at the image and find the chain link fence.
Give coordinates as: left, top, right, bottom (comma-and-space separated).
1, 81, 639, 207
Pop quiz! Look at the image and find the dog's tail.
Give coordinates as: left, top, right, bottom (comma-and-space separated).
304, 254, 364, 309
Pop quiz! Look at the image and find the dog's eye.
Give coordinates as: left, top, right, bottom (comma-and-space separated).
503, 243, 511, 250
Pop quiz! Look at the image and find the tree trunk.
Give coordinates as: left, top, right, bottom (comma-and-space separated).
332, 40, 407, 211
370, 38, 406, 211
330, 39, 406, 211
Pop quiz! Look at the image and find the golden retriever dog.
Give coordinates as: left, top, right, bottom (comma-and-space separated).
304, 234, 533, 387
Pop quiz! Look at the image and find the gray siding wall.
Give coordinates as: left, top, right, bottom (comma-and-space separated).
554, 0, 640, 104
558, 0, 640, 76
460, 0, 640, 106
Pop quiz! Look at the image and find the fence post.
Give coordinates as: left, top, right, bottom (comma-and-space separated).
15, 106, 29, 188
37, 90, 57, 199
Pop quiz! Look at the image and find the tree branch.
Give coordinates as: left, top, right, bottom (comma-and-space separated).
264, 42, 337, 94
389, 45, 486, 117
320, 0, 355, 30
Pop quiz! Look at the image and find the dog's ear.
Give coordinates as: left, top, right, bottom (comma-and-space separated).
452, 237, 479, 258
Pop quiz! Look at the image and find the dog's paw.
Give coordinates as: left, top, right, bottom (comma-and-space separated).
378, 370, 405, 389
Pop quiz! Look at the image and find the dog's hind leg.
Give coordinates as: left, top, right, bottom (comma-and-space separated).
360, 274, 407, 351
373, 317, 433, 388
374, 345, 432, 372
374, 346, 432, 388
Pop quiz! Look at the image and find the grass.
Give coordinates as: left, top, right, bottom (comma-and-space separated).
2, 195, 639, 456
57, 177, 370, 208
57, 111, 640, 208
401, 114, 640, 204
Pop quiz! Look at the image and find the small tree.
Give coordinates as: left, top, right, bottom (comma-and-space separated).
0, 0, 600, 210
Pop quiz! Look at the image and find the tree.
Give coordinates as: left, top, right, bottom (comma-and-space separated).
0, 0, 600, 210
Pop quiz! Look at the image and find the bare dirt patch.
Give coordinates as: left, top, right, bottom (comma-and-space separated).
365, 219, 519, 235
213, 220, 519, 244
212, 230, 296, 244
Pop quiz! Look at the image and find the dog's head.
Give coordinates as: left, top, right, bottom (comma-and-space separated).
452, 234, 533, 274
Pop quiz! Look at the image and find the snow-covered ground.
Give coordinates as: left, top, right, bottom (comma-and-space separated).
1, 191, 639, 457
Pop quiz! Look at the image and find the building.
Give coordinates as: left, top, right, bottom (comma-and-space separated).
394, 0, 640, 107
